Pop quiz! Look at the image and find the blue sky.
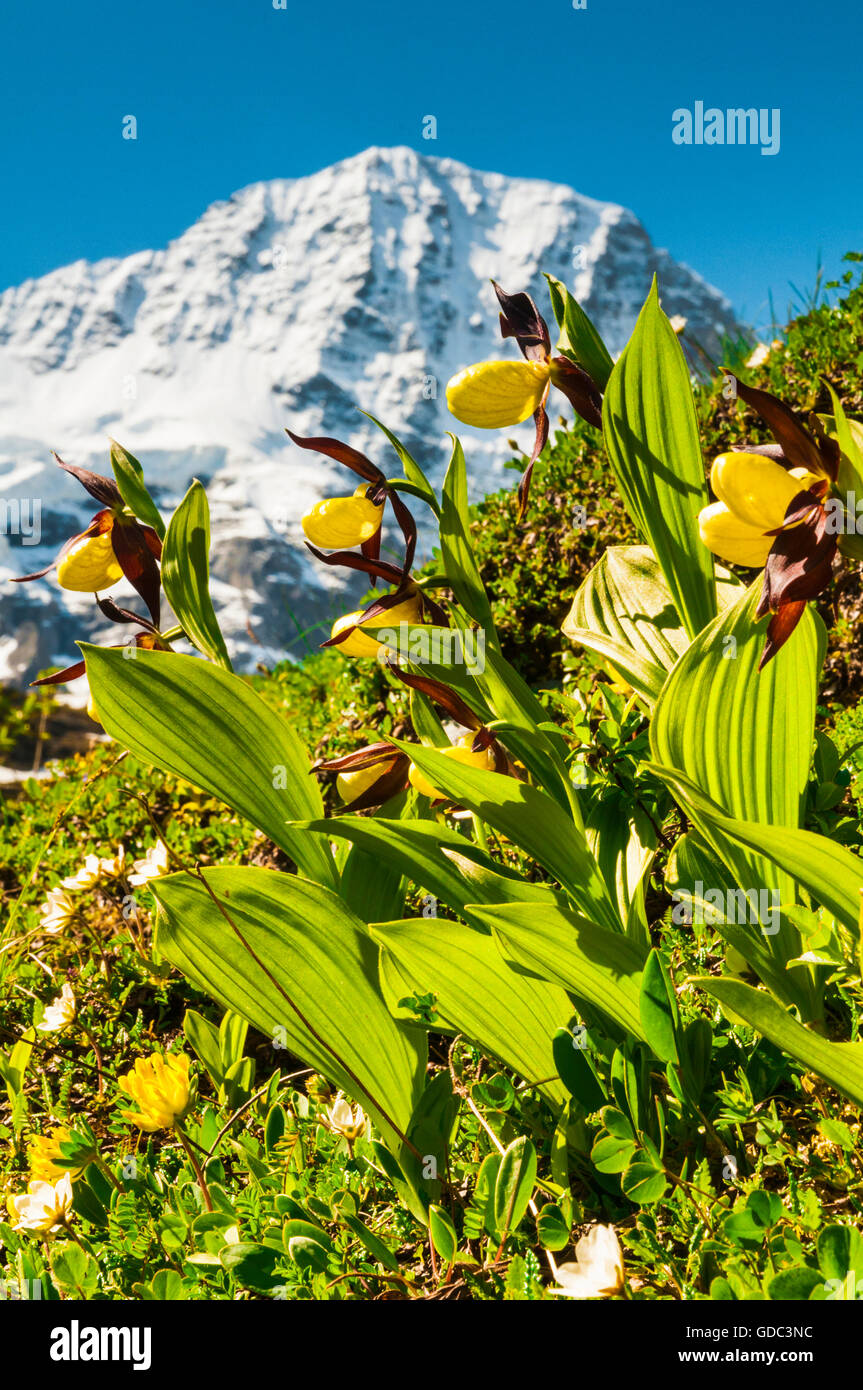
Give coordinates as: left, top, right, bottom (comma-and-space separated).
2, 0, 860, 330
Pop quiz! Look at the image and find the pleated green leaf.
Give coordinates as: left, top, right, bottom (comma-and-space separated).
469, 902, 647, 1043
161, 481, 232, 670
82, 645, 336, 888
153, 867, 426, 1151
602, 280, 716, 639
373, 917, 570, 1106
695, 975, 863, 1109
439, 435, 496, 633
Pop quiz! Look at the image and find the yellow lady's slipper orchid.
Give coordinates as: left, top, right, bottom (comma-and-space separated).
302, 485, 385, 549
330, 591, 423, 658
55, 530, 125, 592
408, 734, 498, 800
117, 1052, 192, 1132
29, 1127, 88, 1183
336, 757, 396, 804
446, 359, 551, 429
698, 452, 822, 569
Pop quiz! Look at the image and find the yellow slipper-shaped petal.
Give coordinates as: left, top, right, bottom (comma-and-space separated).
446, 359, 550, 429
336, 758, 396, 804
698, 501, 774, 568
330, 592, 423, 659
710, 452, 819, 532
302, 486, 384, 548
56, 531, 124, 593
408, 736, 497, 800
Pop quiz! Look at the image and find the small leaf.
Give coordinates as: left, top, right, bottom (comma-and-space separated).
493, 1137, 537, 1242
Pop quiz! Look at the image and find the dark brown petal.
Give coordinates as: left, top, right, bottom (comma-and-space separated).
492, 282, 551, 362
548, 355, 603, 429
758, 505, 837, 619
758, 601, 808, 669
386, 486, 417, 579
32, 659, 87, 686
96, 596, 159, 630
517, 401, 550, 520
53, 453, 124, 506
286, 430, 384, 485
360, 525, 383, 588
314, 742, 405, 773
732, 379, 837, 481
384, 659, 483, 729
304, 543, 403, 586
111, 519, 161, 627
336, 759, 411, 811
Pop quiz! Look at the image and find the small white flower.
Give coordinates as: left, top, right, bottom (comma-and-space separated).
98, 845, 126, 878
551, 1223, 625, 1299
669, 314, 687, 335
61, 854, 103, 891
325, 1093, 366, 1141
36, 983, 76, 1033
10, 1173, 74, 1235
39, 888, 76, 934
128, 842, 171, 886
745, 341, 772, 369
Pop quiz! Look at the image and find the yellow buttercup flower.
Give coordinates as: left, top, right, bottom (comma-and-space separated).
330, 592, 424, 658
55, 530, 124, 593
446, 358, 551, 429
302, 485, 384, 549
28, 1127, 88, 1183
408, 734, 498, 800
117, 1052, 192, 1132
698, 452, 822, 568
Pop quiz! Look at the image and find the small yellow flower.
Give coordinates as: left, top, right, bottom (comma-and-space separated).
325, 1094, 366, 1142
302, 485, 384, 549
698, 451, 822, 568
336, 757, 397, 804
28, 1127, 88, 1183
551, 1223, 625, 1299
9, 1173, 74, 1236
117, 1052, 191, 1132
330, 592, 424, 658
408, 734, 498, 800
55, 530, 124, 593
36, 983, 76, 1034
446, 358, 551, 429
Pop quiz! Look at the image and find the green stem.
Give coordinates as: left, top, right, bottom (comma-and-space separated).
176, 1126, 213, 1212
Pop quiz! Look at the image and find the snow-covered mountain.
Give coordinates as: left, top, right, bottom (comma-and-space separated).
0, 146, 741, 688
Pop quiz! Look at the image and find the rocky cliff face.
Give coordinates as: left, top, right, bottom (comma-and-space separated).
0, 146, 742, 687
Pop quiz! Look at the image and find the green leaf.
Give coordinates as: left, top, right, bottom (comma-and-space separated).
470, 901, 647, 1042
639, 949, 679, 1064
387, 739, 620, 931
109, 439, 165, 538
552, 1028, 606, 1111
50, 1243, 100, 1298
220, 1242, 282, 1290
694, 975, 863, 1109
161, 481, 232, 669
363, 411, 441, 518
152, 866, 426, 1151
602, 279, 716, 639
439, 435, 496, 633
545, 273, 614, 389
339, 1209, 402, 1272
817, 1223, 863, 1281
297, 813, 558, 928
536, 1201, 571, 1252
767, 1265, 824, 1300
562, 546, 692, 702
428, 1204, 458, 1265
81, 644, 336, 888
372, 917, 571, 1106
621, 1155, 668, 1205
493, 1137, 537, 1241
183, 1009, 224, 1090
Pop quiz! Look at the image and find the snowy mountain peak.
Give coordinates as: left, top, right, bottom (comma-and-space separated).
0, 147, 741, 688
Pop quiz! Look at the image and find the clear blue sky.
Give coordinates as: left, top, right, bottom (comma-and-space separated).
2, 0, 860, 331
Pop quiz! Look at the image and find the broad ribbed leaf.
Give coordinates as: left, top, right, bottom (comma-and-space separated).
153, 867, 425, 1150
545, 273, 614, 389
373, 917, 570, 1106
469, 902, 647, 1042
110, 439, 165, 539
161, 481, 232, 670
439, 436, 496, 633
695, 975, 863, 1109
650, 580, 824, 902
297, 814, 558, 927
82, 645, 336, 888
387, 739, 621, 932
602, 280, 716, 638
